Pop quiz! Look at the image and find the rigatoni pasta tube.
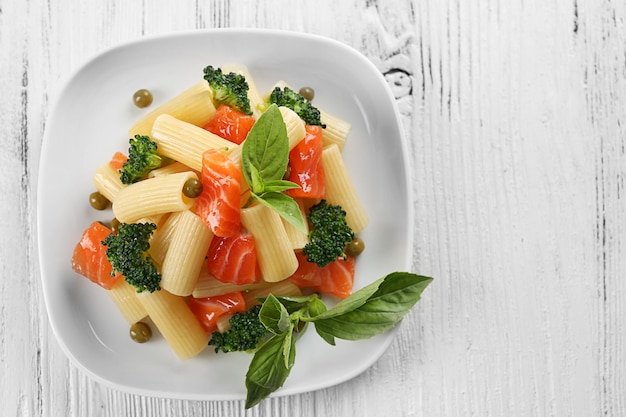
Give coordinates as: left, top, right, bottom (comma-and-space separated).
151, 114, 235, 172
160, 210, 214, 296
112, 171, 197, 223
240, 203, 298, 282
129, 81, 217, 137
93, 162, 126, 203
135, 213, 168, 230
107, 279, 147, 324
321, 144, 369, 233
148, 210, 184, 266
192, 264, 274, 298
282, 199, 309, 250
320, 109, 352, 150
281, 106, 307, 150
242, 280, 303, 307
148, 161, 196, 178
135, 289, 209, 360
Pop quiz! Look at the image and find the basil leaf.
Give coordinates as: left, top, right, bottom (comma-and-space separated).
262, 179, 300, 193
302, 275, 387, 321
243, 272, 432, 408
275, 294, 319, 304
315, 326, 336, 346
281, 328, 295, 369
248, 163, 265, 195
274, 294, 319, 314
255, 294, 319, 314
259, 294, 291, 334
310, 273, 433, 340
251, 192, 307, 233
242, 104, 289, 185
308, 298, 335, 345
307, 297, 328, 318
245, 331, 296, 409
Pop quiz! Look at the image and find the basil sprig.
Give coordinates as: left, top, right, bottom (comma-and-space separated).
241, 104, 306, 233
244, 272, 433, 408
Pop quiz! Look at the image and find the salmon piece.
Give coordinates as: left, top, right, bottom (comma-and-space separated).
289, 252, 355, 299
207, 228, 261, 285
187, 291, 247, 333
194, 149, 242, 237
287, 125, 325, 199
71, 221, 122, 290
203, 104, 256, 145
109, 151, 128, 172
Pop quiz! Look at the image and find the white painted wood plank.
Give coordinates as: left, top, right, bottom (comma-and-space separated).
410, 0, 603, 415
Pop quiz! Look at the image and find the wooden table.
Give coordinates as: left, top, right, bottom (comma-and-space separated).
3, 1, 625, 415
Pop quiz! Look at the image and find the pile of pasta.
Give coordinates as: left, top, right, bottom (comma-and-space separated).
88, 64, 369, 360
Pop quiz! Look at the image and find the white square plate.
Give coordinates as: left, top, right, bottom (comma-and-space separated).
38, 29, 413, 401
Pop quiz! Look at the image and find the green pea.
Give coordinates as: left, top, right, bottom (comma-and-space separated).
183, 178, 203, 198
129, 322, 152, 343
110, 218, 121, 235
345, 237, 365, 257
133, 89, 153, 108
89, 191, 109, 210
298, 86, 315, 101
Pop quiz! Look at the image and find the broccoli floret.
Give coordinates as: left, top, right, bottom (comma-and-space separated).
102, 222, 161, 293
302, 200, 355, 268
209, 305, 269, 353
120, 135, 162, 184
267, 86, 326, 127
203, 65, 252, 115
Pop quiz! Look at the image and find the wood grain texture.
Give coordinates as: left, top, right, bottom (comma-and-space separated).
2, 0, 626, 416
